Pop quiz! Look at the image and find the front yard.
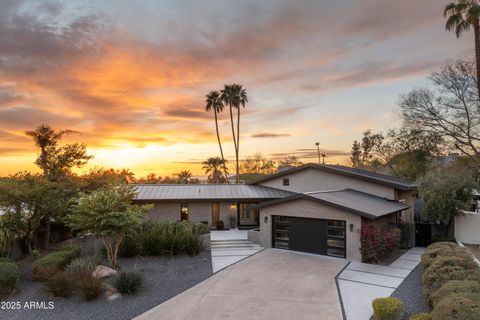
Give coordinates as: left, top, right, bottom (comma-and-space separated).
2, 251, 212, 320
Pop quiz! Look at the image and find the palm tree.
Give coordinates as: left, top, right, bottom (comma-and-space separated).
26, 124, 78, 177
175, 170, 193, 184
445, 0, 480, 96
205, 91, 229, 182
221, 84, 248, 183
202, 157, 228, 183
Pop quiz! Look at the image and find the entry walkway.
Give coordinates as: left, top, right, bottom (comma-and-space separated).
135, 249, 347, 320
210, 229, 263, 273
337, 247, 425, 320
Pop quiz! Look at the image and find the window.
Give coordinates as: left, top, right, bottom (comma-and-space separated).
180, 203, 189, 221
282, 178, 290, 186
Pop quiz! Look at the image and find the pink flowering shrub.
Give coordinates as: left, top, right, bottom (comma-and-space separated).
360, 225, 399, 263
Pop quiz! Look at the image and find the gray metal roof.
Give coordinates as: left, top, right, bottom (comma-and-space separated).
133, 184, 295, 201
250, 164, 417, 190
255, 189, 410, 220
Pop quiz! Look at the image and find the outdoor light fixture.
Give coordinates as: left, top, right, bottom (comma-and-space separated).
264, 216, 268, 223
349, 223, 354, 232
230, 203, 236, 209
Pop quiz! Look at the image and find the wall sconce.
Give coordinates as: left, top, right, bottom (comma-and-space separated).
264, 216, 268, 224
349, 223, 354, 232
230, 203, 237, 209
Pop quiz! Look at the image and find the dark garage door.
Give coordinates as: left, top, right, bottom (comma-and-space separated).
272, 215, 346, 258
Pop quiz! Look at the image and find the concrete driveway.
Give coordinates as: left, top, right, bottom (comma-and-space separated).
135, 249, 347, 320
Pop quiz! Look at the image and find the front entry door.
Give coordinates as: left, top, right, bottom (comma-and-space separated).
212, 203, 220, 227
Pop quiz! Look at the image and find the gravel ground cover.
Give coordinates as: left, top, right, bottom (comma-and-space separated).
0, 251, 212, 320
391, 264, 430, 319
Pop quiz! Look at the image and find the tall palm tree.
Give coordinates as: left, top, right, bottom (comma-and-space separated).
175, 170, 193, 184
26, 124, 78, 177
205, 91, 229, 182
445, 0, 480, 96
202, 157, 228, 183
221, 84, 248, 183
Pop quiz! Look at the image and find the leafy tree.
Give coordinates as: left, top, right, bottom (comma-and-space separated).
26, 124, 92, 178
241, 153, 277, 175
350, 140, 362, 167
418, 169, 476, 238
80, 168, 136, 191
202, 157, 228, 183
399, 58, 480, 172
221, 84, 248, 183
174, 170, 193, 184
205, 91, 229, 181
0, 211, 25, 257
278, 155, 303, 167
66, 184, 152, 268
136, 173, 162, 184
444, 0, 480, 96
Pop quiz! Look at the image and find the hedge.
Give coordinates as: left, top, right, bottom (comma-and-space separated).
432, 280, 480, 307
409, 313, 431, 320
31, 244, 81, 281
372, 297, 404, 320
431, 294, 480, 320
0, 258, 21, 297
421, 246, 471, 269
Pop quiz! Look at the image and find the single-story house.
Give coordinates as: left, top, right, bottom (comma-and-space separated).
133, 164, 416, 260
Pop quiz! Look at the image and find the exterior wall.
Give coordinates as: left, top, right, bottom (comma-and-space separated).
362, 214, 397, 230
258, 199, 362, 261
258, 167, 396, 199
146, 201, 237, 228
397, 190, 415, 223
455, 213, 480, 244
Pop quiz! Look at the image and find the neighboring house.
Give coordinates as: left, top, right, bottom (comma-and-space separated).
133, 163, 416, 261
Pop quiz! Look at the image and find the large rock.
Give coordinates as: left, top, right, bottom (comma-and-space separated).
92, 265, 117, 279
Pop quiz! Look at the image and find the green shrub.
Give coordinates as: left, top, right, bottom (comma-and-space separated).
409, 313, 431, 320
423, 267, 480, 306
431, 294, 480, 320
65, 256, 100, 276
427, 241, 458, 251
44, 272, 75, 298
426, 255, 477, 275
81, 275, 102, 301
421, 245, 471, 269
114, 270, 143, 295
31, 244, 81, 281
0, 259, 21, 297
118, 233, 142, 257
372, 297, 404, 320
432, 280, 480, 307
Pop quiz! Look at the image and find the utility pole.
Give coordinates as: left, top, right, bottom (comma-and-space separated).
315, 142, 321, 164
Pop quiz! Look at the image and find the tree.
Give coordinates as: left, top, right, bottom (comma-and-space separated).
174, 170, 193, 184
205, 91, 229, 182
202, 157, 228, 183
26, 124, 92, 178
350, 140, 362, 167
241, 153, 277, 175
278, 155, 303, 167
418, 169, 475, 238
399, 58, 480, 171
444, 0, 480, 96
221, 84, 248, 183
66, 184, 151, 268
80, 168, 135, 191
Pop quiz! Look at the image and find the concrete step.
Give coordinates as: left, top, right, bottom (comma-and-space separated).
211, 243, 262, 249
211, 240, 253, 245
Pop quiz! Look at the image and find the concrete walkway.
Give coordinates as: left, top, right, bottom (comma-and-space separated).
337, 247, 425, 320
135, 249, 347, 320
210, 229, 263, 273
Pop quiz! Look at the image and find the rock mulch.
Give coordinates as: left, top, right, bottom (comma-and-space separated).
391, 264, 430, 319
1, 251, 213, 320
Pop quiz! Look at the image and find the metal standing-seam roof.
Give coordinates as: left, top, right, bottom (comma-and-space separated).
255, 188, 410, 220
133, 184, 296, 201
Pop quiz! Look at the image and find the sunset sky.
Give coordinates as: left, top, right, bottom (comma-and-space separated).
0, 0, 473, 178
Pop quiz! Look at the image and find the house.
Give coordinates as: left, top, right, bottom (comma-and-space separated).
133, 164, 416, 261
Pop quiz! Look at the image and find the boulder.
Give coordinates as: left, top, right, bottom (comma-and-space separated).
92, 265, 117, 279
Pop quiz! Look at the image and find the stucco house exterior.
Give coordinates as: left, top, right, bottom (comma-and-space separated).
133, 164, 416, 261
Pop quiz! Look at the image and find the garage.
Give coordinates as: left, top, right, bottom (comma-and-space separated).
272, 215, 346, 258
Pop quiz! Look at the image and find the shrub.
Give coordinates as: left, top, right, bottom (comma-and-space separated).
81, 275, 102, 301
216, 220, 224, 230
409, 313, 431, 320
65, 255, 100, 276
361, 225, 399, 263
31, 244, 81, 281
423, 267, 480, 306
0, 259, 21, 297
431, 294, 480, 320
114, 270, 143, 295
118, 233, 142, 257
432, 280, 480, 307
372, 297, 404, 320
421, 246, 472, 269
44, 272, 75, 298
427, 241, 458, 251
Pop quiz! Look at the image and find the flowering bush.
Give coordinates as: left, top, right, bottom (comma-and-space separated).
360, 225, 399, 263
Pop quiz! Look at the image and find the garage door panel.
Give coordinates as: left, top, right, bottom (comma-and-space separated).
289, 218, 327, 255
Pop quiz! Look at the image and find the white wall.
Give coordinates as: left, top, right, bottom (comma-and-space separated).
455, 213, 480, 244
